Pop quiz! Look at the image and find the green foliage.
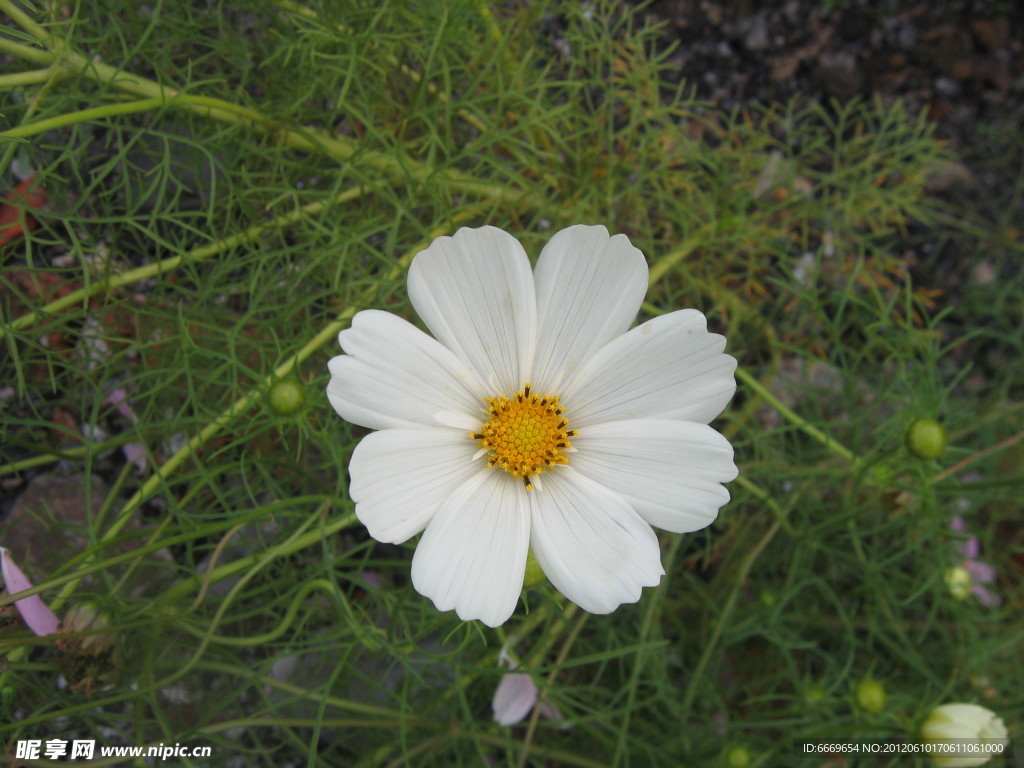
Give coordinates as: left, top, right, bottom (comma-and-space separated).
1, 0, 1020, 766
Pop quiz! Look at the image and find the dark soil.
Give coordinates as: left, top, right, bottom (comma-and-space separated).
640, 0, 1024, 148
637, 0, 1024, 397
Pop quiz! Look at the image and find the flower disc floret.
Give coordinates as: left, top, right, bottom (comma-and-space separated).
472, 385, 575, 489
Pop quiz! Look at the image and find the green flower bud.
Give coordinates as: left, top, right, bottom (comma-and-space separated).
856, 678, 887, 713
267, 378, 306, 415
920, 703, 1008, 767
905, 418, 948, 460
523, 548, 546, 589
726, 745, 751, 768
804, 682, 827, 706
868, 459, 897, 488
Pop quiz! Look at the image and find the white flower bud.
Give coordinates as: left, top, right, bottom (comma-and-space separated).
944, 566, 971, 601
919, 703, 1008, 767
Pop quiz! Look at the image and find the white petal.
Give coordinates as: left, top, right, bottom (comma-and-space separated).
571, 420, 737, 533
411, 470, 530, 627
326, 309, 488, 430
528, 468, 663, 614
531, 225, 648, 392
408, 226, 537, 394
562, 310, 736, 428
493, 672, 538, 726
349, 428, 481, 544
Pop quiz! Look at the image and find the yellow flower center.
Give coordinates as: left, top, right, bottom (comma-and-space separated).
471, 384, 575, 490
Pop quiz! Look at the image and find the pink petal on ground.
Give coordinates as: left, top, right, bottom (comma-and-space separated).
956, 536, 980, 559
122, 441, 148, 472
966, 559, 997, 584
493, 672, 538, 726
0, 547, 59, 636
950, 516, 967, 532
971, 584, 1002, 607
108, 388, 136, 421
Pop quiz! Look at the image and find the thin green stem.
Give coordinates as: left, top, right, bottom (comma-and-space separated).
517, 610, 588, 768
0, 0, 538, 207
0, 0, 51, 41
0, 36, 54, 66
734, 474, 796, 537
0, 185, 369, 341
35, 206, 488, 610
680, 518, 784, 725
0, 68, 55, 88
736, 366, 857, 465
930, 429, 1024, 484
273, 0, 489, 135
49, 323, 349, 610
201, 660, 437, 722
647, 223, 714, 287
175, 578, 337, 646
0, 98, 162, 138
0, 502, 327, 608
0, 431, 142, 476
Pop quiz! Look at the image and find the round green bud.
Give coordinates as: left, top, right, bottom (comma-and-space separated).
868, 460, 897, 488
726, 746, 751, 768
856, 678, 887, 713
905, 418, 948, 460
267, 379, 306, 415
804, 683, 827, 706
523, 548, 546, 589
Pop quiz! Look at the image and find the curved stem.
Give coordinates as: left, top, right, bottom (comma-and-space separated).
160, 513, 354, 604
0, 0, 537, 207
46, 207, 489, 609
1, 184, 369, 341
0, 98, 162, 138
736, 366, 857, 465
680, 517, 784, 725
0, 68, 55, 88
175, 579, 338, 646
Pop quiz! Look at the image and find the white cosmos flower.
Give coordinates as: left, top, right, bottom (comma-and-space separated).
919, 703, 1009, 767
327, 225, 738, 627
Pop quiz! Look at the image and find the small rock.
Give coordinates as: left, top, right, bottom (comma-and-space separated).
970, 17, 1009, 51
3, 473, 112, 576
813, 50, 863, 100
935, 76, 960, 97
2, 472, 171, 596
738, 12, 770, 52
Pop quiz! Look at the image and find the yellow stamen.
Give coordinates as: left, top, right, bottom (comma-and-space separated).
471, 383, 575, 489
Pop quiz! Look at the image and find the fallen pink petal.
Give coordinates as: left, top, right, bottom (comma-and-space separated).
971, 584, 1002, 608
492, 671, 538, 726
122, 441, 148, 472
965, 559, 996, 584
108, 387, 132, 418
492, 649, 566, 727
949, 516, 1002, 607
0, 547, 60, 637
